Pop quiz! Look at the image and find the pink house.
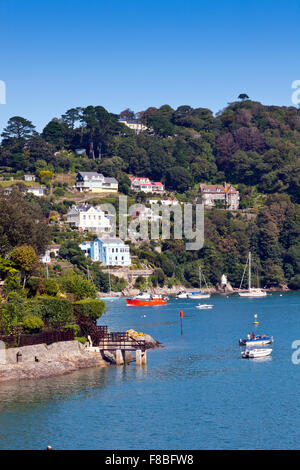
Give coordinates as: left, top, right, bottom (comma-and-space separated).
129, 176, 164, 193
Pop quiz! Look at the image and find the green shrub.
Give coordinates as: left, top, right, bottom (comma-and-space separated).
26, 277, 43, 296
288, 275, 300, 290
75, 336, 87, 344
36, 296, 75, 327
60, 273, 97, 300
22, 315, 44, 333
63, 323, 80, 336
73, 299, 106, 322
45, 278, 59, 296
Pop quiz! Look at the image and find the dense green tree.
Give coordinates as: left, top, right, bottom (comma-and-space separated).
1, 116, 36, 141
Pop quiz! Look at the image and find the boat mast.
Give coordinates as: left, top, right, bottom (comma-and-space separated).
108, 268, 111, 294
199, 267, 202, 291
248, 252, 251, 291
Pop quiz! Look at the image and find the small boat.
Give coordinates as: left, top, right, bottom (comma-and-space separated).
242, 348, 272, 359
196, 304, 213, 309
188, 292, 211, 299
126, 291, 168, 306
239, 334, 273, 346
176, 291, 189, 299
99, 296, 121, 300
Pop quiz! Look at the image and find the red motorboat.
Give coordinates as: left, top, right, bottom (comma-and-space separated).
126, 291, 168, 306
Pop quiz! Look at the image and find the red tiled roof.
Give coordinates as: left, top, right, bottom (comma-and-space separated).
200, 183, 237, 194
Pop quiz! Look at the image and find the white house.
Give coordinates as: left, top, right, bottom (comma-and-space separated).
67, 204, 112, 233
27, 186, 47, 197
131, 206, 161, 222
75, 172, 118, 193
79, 238, 131, 266
119, 119, 148, 134
23, 175, 36, 182
39, 244, 61, 264
148, 198, 179, 206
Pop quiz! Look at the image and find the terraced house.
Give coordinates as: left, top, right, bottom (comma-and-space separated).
200, 183, 240, 210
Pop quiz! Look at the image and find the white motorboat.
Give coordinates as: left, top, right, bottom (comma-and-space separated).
238, 252, 267, 298
241, 348, 272, 358
196, 304, 213, 309
134, 291, 152, 300
176, 291, 189, 299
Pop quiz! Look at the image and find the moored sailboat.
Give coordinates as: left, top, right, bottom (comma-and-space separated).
187, 267, 211, 299
238, 252, 267, 298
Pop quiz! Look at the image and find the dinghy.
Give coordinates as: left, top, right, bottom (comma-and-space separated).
196, 304, 213, 309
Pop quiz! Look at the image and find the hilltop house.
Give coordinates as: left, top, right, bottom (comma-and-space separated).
79, 238, 131, 266
200, 183, 239, 210
129, 176, 164, 193
75, 172, 118, 193
67, 204, 112, 233
119, 119, 148, 134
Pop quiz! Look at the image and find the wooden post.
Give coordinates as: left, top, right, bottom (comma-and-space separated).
115, 349, 124, 365
136, 349, 147, 366
136, 349, 142, 366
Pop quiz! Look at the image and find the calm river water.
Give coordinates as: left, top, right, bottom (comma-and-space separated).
0, 292, 300, 450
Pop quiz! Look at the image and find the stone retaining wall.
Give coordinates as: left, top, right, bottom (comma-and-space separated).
0, 340, 109, 383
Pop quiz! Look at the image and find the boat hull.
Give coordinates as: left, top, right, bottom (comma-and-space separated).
188, 294, 211, 299
126, 299, 167, 306
239, 336, 273, 346
239, 290, 267, 298
242, 348, 272, 358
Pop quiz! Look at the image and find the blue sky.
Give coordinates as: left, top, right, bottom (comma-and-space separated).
0, 0, 299, 132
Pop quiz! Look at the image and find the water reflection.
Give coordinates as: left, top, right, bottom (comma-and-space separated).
0, 367, 111, 411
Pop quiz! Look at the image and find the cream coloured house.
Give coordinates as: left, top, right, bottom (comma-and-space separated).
75, 172, 118, 193
119, 119, 148, 134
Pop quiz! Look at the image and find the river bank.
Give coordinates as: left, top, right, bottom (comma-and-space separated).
98, 283, 291, 298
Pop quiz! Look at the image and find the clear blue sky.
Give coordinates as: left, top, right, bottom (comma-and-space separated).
0, 0, 299, 133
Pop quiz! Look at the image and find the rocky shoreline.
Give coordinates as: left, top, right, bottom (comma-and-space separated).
0, 330, 162, 383
98, 283, 291, 298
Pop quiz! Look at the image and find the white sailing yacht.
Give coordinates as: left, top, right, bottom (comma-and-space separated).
99, 269, 121, 300
238, 252, 267, 298
188, 267, 211, 299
